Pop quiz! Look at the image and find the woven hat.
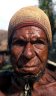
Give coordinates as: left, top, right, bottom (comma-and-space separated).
8, 6, 52, 48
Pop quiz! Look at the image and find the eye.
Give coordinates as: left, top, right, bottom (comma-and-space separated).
37, 40, 45, 44
13, 40, 27, 46
31, 39, 46, 45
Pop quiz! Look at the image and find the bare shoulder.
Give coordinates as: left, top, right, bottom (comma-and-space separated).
0, 91, 6, 96
44, 82, 56, 96
46, 81, 56, 89
34, 68, 56, 96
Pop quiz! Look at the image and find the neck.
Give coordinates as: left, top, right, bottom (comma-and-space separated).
11, 70, 45, 96
12, 69, 45, 88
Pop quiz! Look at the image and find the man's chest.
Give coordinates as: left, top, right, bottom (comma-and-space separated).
4, 82, 56, 96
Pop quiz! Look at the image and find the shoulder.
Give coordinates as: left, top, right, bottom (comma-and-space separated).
34, 69, 56, 96
44, 82, 56, 96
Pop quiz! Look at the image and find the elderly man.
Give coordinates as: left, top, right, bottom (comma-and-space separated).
0, 6, 56, 96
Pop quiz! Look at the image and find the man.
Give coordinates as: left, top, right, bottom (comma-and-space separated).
0, 6, 56, 96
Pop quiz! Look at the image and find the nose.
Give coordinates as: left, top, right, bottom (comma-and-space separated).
23, 42, 35, 59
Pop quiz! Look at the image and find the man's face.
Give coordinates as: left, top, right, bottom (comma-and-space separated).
10, 26, 48, 75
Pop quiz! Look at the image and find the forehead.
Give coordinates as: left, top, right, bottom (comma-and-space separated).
13, 26, 47, 40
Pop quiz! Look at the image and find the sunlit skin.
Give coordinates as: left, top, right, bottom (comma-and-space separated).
10, 26, 48, 75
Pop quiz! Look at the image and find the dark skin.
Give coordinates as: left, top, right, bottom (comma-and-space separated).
0, 26, 56, 96
11, 26, 48, 75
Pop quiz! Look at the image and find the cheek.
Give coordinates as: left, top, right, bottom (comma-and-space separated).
41, 47, 48, 62
11, 46, 24, 62
33, 44, 48, 62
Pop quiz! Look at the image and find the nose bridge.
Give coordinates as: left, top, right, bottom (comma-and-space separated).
23, 42, 35, 59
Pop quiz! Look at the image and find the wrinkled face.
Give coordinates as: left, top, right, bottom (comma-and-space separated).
10, 26, 48, 75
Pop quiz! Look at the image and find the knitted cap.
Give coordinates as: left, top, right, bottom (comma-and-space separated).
8, 6, 52, 48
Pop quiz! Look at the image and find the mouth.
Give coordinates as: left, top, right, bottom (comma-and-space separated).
20, 66, 38, 73
16, 56, 41, 74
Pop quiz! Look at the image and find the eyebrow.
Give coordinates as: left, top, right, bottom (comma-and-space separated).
12, 36, 47, 44
12, 36, 26, 44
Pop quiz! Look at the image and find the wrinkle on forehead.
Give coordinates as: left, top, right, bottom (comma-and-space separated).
13, 26, 47, 41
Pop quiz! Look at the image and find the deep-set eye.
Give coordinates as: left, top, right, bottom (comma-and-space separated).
37, 40, 45, 44
13, 40, 27, 46
31, 40, 45, 44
